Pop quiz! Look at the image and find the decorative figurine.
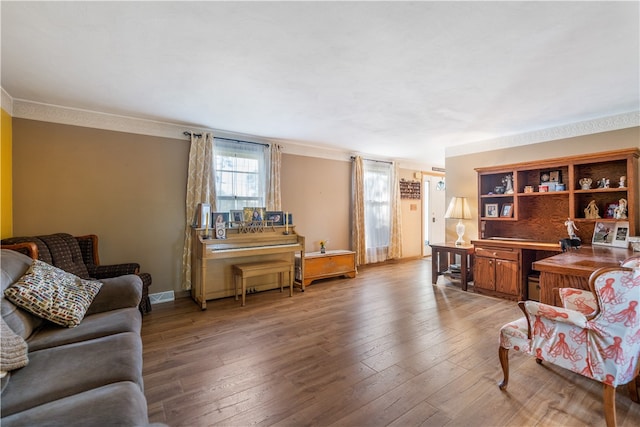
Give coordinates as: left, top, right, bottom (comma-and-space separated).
597, 178, 610, 188
584, 200, 600, 219
502, 174, 514, 194
614, 198, 628, 219
619, 176, 626, 188
565, 218, 578, 239
579, 178, 592, 190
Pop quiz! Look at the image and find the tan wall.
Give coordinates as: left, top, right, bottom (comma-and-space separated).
11, 118, 189, 294
10, 120, 427, 296
1, 108, 12, 238
444, 127, 640, 242
399, 169, 423, 258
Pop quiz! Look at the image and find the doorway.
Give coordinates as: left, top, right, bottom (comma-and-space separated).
422, 174, 446, 257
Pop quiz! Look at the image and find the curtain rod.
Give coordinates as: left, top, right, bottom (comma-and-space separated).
183, 132, 269, 147
350, 156, 392, 164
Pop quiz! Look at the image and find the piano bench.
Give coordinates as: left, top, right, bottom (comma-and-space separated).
232, 260, 294, 307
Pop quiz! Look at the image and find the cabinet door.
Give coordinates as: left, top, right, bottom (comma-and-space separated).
495, 259, 519, 296
474, 257, 495, 291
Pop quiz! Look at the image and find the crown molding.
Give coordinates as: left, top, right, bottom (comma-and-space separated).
1, 88, 13, 115
446, 111, 640, 158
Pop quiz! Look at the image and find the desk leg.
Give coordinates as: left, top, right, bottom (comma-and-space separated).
431, 250, 438, 284
460, 254, 468, 291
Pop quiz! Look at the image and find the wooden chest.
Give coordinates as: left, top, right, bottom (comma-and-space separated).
296, 250, 357, 287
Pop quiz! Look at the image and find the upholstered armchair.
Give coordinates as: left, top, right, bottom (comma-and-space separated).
1, 233, 152, 314
498, 261, 640, 427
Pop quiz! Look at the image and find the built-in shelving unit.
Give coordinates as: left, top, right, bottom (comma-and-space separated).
475, 148, 638, 243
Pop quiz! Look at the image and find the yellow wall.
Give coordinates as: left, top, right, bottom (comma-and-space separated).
444, 127, 640, 243
1, 108, 12, 238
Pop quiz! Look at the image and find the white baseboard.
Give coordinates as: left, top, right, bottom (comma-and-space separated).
149, 291, 175, 305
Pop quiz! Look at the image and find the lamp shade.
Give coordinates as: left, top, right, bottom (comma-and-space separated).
444, 197, 471, 220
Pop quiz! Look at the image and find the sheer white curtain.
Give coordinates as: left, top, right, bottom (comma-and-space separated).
363, 159, 392, 263
181, 132, 215, 291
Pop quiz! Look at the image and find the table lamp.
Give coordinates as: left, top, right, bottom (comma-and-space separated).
444, 196, 472, 245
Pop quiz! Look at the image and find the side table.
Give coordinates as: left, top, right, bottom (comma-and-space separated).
429, 242, 474, 291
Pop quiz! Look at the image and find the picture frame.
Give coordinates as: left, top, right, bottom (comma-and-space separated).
230, 210, 244, 225
500, 203, 514, 218
212, 212, 229, 227
265, 211, 284, 225
612, 221, 630, 248
592, 221, 615, 246
243, 207, 266, 223
192, 203, 211, 228
485, 203, 499, 218
549, 170, 561, 183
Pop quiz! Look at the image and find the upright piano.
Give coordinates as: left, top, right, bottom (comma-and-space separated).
190, 225, 305, 309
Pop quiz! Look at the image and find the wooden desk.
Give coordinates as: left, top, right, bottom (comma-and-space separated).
532, 245, 633, 306
429, 242, 474, 291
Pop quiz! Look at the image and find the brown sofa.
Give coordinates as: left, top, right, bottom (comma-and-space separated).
1, 233, 152, 314
0, 249, 151, 426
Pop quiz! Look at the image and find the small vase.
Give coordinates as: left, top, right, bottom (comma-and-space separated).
320, 246, 326, 254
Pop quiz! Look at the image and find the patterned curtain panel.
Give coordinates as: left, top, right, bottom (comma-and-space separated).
388, 161, 402, 259
351, 156, 366, 266
266, 144, 282, 210
181, 132, 215, 291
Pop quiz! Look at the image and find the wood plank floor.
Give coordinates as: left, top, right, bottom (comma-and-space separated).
141, 258, 640, 426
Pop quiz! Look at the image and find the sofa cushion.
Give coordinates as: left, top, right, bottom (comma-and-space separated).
0, 381, 149, 427
0, 332, 143, 416
35, 233, 90, 278
4, 259, 102, 328
1, 250, 43, 339
27, 307, 142, 352
0, 317, 29, 374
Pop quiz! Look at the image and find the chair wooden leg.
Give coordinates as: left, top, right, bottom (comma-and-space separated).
603, 383, 617, 427
628, 373, 640, 403
498, 346, 509, 390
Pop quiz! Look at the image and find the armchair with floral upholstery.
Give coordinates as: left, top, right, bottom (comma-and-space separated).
498, 257, 640, 427
1, 233, 152, 314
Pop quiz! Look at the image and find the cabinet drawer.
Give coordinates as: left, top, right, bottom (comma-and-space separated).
475, 247, 519, 261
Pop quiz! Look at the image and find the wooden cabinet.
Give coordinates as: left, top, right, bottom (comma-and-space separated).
473, 245, 521, 300
473, 148, 637, 302
476, 148, 638, 243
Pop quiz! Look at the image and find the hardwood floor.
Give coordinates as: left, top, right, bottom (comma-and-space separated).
141, 258, 640, 426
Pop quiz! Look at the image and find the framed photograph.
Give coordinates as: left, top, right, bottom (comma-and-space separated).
485, 203, 499, 218
612, 221, 630, 248
500, 203, 514, 218
230, 210, 244, 225
592, 221, 615, 246
265, 211, 284, 225
243, 207, 266, 223
192, 203, 211, 228
212, 212, 229, 226
549, 170, 561, 183
286, 212, 293, 226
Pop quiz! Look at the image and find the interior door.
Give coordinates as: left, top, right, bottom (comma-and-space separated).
423, 174, 446, 256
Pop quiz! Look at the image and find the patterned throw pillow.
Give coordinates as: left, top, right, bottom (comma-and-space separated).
1, 317, 29, 376
4, 259, 102, 327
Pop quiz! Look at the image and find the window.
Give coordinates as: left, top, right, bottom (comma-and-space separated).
214, 139, 268, 213
363, 159, 392, 262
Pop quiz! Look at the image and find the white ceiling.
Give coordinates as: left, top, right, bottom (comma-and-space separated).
2, 1, 639, 166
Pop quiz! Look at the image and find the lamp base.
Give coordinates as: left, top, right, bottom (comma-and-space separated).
455, 220, 466, 245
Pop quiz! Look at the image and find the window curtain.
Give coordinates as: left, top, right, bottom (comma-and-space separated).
181, 132, 215, 291
388, 162, 402, 259
352, 157, 402, 265
352, 156, 366, 266
266, 144, 282, 210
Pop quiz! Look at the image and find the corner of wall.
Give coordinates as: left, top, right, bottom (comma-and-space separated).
1, 107, 13, 238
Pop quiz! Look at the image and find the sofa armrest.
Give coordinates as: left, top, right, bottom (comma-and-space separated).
87, 263, 140, 279
86, 275, 143, 315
